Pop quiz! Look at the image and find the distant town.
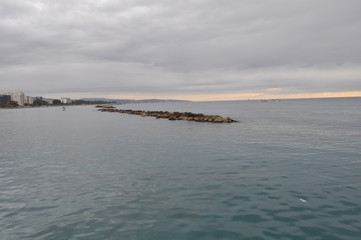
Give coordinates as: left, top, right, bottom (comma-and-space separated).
0, 91, 113, 108
0, 91, 191, 108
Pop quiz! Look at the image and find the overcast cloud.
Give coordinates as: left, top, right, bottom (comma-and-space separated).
1, 0, 361, 100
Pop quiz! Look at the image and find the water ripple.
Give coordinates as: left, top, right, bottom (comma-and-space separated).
1, 101, 361, 239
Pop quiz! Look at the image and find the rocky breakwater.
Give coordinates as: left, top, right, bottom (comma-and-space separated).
98, 108, 237, 123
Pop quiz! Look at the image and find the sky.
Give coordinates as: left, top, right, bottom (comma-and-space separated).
1, 0, 361, 101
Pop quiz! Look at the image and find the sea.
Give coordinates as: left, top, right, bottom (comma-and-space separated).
0, 98, 360, 240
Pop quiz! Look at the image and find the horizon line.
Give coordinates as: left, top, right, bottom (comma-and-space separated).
6, 90, 361, 102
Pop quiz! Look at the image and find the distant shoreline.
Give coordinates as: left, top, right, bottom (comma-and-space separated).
0, 104, 103, 110
1, 96, 360, 110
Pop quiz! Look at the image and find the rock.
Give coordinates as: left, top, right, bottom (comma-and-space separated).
97, 107, 237, 123
214, 116, 227, 123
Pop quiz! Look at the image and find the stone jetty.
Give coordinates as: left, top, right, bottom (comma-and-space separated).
98, 108, 237, 123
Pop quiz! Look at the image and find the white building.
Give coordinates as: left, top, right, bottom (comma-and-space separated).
61, 98, 71, 104
7, 92, 25, 106
25, 96, 35, 105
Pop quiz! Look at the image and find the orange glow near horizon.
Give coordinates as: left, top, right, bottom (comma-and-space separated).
106, 91, 361, 102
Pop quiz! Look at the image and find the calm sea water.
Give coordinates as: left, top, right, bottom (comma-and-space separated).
1, 98, 360, 240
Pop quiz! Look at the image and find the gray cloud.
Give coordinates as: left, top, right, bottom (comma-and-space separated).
1, 0, 361, 99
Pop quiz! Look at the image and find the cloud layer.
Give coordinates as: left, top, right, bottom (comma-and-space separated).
1, 0, 361, 99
